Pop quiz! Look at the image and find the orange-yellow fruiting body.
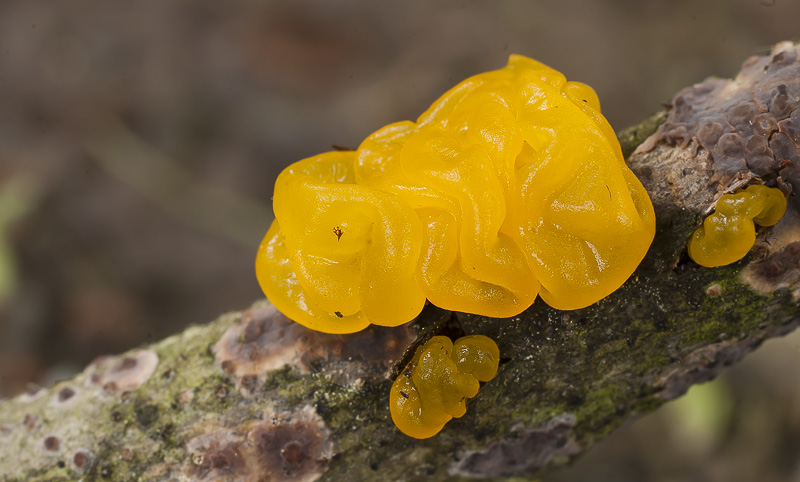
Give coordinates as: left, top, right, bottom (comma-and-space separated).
256, 55, 656, 333
688, 185, 786, 267
390, 335, 499, 439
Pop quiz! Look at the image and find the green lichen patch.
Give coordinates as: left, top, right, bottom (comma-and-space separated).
617, 110, 668, 159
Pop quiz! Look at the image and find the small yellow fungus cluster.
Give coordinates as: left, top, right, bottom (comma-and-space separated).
256, 55, 656, 334
390, 335, 499, 439
688, 185, 787, 267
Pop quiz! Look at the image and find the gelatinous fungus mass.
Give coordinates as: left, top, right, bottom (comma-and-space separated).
390, 335, 499, 439
256, 54, 656, 333
689, 185, 787, 267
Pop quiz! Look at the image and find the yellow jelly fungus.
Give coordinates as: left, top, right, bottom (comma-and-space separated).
390, 335, 499, 439
256, 151, 426, 334
256, 54, 656, 333
688, 185, 787, 268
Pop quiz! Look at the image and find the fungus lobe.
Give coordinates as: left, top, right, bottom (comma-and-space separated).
390, 335, 500, 439
689, 185, 786, 267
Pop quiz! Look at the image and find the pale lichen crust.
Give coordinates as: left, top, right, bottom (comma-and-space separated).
185, 405, 333, 482
213, 304, 416, 388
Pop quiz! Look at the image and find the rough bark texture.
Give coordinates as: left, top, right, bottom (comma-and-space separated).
1, 41, 799, 482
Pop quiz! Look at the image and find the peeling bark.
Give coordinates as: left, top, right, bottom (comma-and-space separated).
1, 41, 799, 482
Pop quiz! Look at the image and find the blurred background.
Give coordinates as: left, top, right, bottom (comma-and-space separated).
0, 0, 799, 480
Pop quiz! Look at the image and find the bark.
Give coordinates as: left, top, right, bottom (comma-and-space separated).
1, 41, 799, 482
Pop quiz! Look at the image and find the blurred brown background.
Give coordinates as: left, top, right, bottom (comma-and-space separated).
0, 0, 799, 480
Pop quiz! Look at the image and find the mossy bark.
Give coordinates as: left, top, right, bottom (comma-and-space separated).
2, 44, 800, 481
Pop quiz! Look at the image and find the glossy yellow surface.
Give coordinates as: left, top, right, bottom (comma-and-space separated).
688, 185, 786, 268
256, 54, 656, 333
390, 335, 499, 439
256, 151, 426, 334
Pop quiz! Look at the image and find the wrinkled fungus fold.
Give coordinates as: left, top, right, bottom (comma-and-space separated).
390, 335, 500, 439
689, 185, 787, 268
256, 55, 656, 333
